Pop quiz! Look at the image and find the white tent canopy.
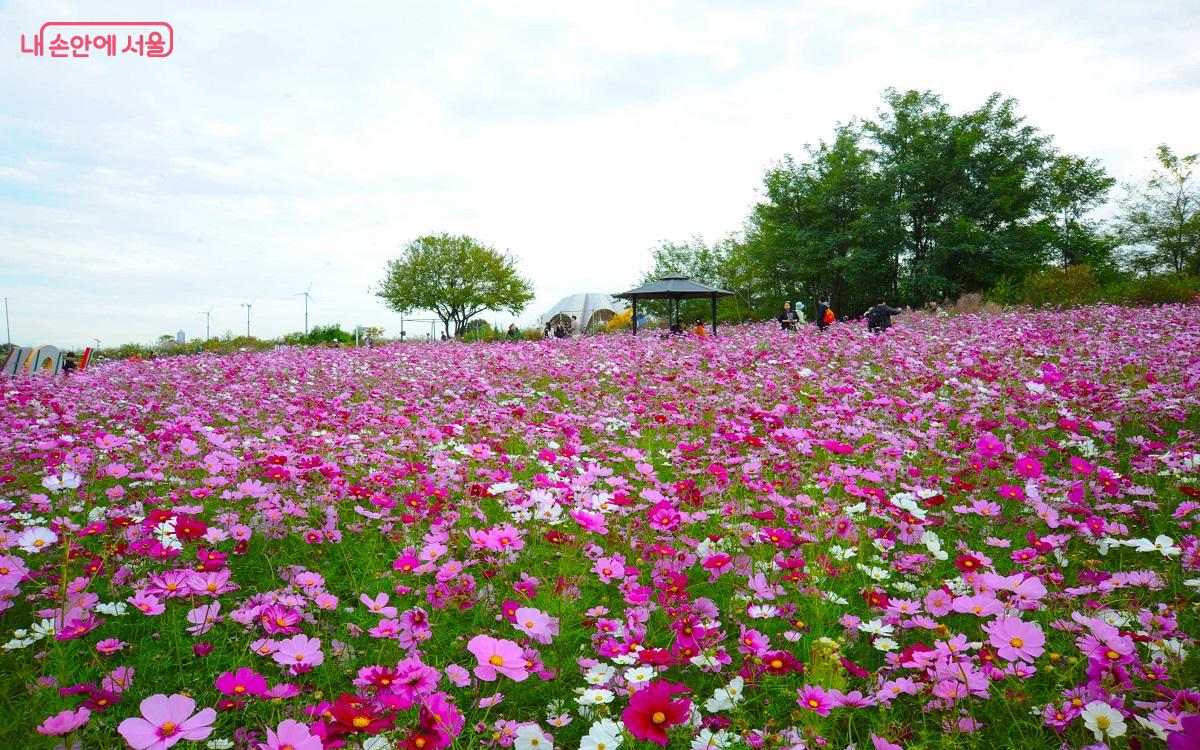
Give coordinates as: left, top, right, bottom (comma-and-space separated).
542, 293, 628, 333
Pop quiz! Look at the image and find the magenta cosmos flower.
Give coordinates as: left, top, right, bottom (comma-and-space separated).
467, 634, 528, 682
797, 684, 835, 716
983, 615, 1046, 662
117, 693, 215, 750
36, 707, 91, 735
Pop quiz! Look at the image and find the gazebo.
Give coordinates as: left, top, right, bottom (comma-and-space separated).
614, 275, 733, 336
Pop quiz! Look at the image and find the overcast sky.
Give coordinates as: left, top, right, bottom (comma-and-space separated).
2, 0, 1198, 347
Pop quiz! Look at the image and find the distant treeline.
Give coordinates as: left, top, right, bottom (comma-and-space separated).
640, 88, 1199, 322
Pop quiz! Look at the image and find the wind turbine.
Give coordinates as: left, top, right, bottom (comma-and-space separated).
295, 283, 315, 335
241, 301, 254, 338
198, 306, 213, 340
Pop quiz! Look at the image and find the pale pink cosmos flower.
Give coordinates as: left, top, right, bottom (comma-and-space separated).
103, 666, 135, 693
360, 592, 398, 618
117, 693, 215, 750
467, 634, 528, 682
272, 634, 323, 673
445, 663, 471, 687
185, 602, 221, 636
512, 607, 559, 644
257, 718, 322, 750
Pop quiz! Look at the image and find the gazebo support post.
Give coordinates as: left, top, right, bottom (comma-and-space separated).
711, 295, 717, 336
632, 300, 638, 336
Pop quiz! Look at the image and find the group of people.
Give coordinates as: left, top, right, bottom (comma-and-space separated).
778, 298, 902, 334
542, 316, 578, 339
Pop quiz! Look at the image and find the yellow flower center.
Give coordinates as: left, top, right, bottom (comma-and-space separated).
353, 716, 371, 728
489, 654, 505, 666
808, 699, 820, 708
1096, 716, 1110, 731
161, 722, 177, 737
1010, 637, 1024, 648
651, 711, 666, 725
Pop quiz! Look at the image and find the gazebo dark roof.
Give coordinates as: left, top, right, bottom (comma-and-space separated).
615, 274, 733, 300
614, 275, 733, 336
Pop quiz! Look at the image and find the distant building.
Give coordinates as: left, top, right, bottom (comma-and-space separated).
176, 330, 186, 345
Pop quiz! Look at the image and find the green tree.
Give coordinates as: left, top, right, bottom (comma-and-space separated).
745, 124, 879, 319
1044, 154, 1116, 268
377, 234, 535, 337
1118, 144, 1200, 275
639, 235, 750, 322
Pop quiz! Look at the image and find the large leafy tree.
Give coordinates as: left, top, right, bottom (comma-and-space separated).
377, 234, 535, 337
739, 89, 1115, 313
745, 124, 879, 318
1118, 145, 1200, 275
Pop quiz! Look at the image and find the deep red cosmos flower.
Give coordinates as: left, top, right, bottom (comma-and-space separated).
327, 694, 395, 737
621, 680, 691, 746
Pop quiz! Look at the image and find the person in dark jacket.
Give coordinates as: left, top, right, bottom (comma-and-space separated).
815, 298, 832, 332
777, 303, 799, 331
62, 352, 77, 374
865, 300, 902, 333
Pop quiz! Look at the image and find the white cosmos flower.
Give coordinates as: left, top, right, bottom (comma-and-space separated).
17, 527, 57, 554
691, 729, 734, 750
1081, 701, 1126, 741
858, 619, 894, 637
873, 637, 899, 652
29, 618, 55, 640
580, 719, 623, 750
1130, 535, 1180, 557
97, 601, 129, 616
584, 663, 616, 685
623, 666, 654, 685
577, 688, 614, 706
514, 724, 552, 750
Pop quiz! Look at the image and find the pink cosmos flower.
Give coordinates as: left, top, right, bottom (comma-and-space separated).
96, 638, 129, 654
467, 634, 528, 682
797, 684, 834, 715
272, 634, 324, 673
36, 707, 91, 735
257, 719, 322, 750
1014, 454, 1043, 478
117, 693, 215, 750
512, 606, 559, 644
445, 663, 471, 687
185, 602, 221, 636
360, 592, 398, 618
103, 666, 135, 693
988, 614, 1046, 662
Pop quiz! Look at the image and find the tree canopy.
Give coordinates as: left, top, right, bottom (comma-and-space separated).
1118, 145, 1200, 275
644, 89, 1123, 321
376, 234, 535, 336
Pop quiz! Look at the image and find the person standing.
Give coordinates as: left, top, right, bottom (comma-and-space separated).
777, 303, 799, 331
865, 300, 902, 333
692, 319, 706, 337
815, 298, 833, 332
62, 352, 77, 375
506, 323, 519, 341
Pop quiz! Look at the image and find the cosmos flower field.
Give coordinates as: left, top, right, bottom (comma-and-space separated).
2, 305, 1199, 750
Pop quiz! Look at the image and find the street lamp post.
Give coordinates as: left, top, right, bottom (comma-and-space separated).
241, 303, 253, 338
